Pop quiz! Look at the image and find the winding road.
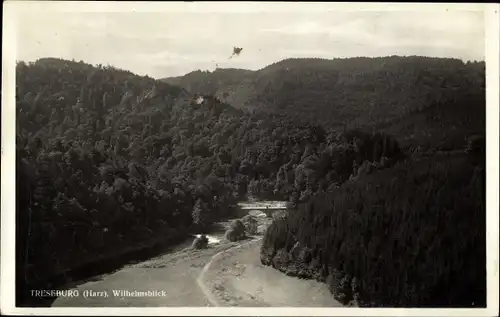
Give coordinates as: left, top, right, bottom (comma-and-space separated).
196, 237, 263, 307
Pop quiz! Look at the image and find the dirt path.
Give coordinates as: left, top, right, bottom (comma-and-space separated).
199, 238, 341, 307
196, 238, 262, 306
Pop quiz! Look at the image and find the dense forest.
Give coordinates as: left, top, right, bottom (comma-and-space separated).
16, 56, 485, 307
162, 56, 485, 130
261, 150, 485, 307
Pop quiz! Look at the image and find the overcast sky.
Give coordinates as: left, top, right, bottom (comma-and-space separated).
13, 2, 485, 79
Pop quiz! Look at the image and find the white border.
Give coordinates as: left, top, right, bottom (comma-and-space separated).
0, 1, 491, 13
2, 2, 499, 316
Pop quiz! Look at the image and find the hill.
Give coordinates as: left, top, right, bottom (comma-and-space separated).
376, 88, 485, 151
161, 56, 485, 133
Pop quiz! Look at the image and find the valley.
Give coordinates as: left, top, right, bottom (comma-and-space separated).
15, 56, 486, 308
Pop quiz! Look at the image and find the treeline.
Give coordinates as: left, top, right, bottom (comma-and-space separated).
162, 68, 255, 96
16, 58, 406, 303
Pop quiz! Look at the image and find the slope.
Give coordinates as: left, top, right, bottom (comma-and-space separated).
261, 151, 486, 307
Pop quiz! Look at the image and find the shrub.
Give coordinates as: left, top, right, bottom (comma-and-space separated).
224, 229, 239, 242
351, 277, 361, 302
240, 215, 258, 235
272, 248, 290, 269
229, 219, 246, 236
225, 220, 246, 242
326, 268, 343, 295
338, 275, 353, 303
298, 246, 313, 264
257, 224, 268, 235
272, 210, 288, 220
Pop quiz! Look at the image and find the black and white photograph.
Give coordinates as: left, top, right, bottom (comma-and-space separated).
1, 1, 499, 315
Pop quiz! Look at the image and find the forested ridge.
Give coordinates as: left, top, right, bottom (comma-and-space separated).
16, 56, 485, 307
162, 56, 485, 130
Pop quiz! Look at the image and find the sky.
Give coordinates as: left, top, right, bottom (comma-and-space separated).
12, 2, 486, 79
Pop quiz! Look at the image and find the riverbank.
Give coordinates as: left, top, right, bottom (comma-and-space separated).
200, 238, 342, 307
20, 214, 236, 307
52, 239, 241, 307
18, 230, 190, 307
50, 214, 265, 307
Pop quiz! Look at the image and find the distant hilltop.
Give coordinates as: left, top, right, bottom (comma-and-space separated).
161, 55, 485, 130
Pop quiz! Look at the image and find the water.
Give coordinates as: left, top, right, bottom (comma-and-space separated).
194, 234, 221, 245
